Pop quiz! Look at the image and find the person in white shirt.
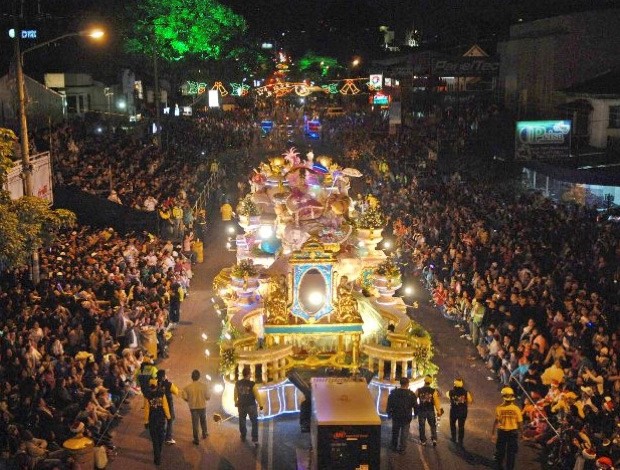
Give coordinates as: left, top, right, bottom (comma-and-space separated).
108, 190, 122, 205
144, 196, 158, 212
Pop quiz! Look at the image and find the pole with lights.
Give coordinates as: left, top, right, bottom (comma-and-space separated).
12, 19, 104, 283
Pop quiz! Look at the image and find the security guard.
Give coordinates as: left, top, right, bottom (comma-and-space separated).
144, 379, 171, 466
415, 375, 443, 446
135, 356, 158, 395
234, 366, 264, 446
387, 377, 417, 453
446, 378, 473, 446
157, 370, 180, 445
491, 387, 523, 470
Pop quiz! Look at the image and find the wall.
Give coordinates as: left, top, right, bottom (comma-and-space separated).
499, 9, 620, 118
589, 98, 620, 148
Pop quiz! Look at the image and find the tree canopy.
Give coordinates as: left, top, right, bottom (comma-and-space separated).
0, 129, 75, 271
124, 0, 248, 62
297, 52, 344, 80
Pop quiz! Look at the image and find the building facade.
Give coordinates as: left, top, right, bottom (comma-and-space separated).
498, 9, 620, 119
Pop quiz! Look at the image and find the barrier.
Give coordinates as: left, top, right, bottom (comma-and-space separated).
192, 240, 204, 263
63, 436, 94, 469
139, 328, 158, 359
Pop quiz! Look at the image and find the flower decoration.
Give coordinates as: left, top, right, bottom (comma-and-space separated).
356, 206, 386, 229
218, 346, 237, 375
282, 147, 301, 167
373, 257, 401, 279
250, 170, 267, 185
237, 195, 260, 217
231, 259, 258, 278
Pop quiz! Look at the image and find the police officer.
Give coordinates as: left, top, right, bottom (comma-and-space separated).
157, 370, 180, 445
446, 378, 473, 446
415, 375, 443, 446
491, 387, 523, 470
234, 366, 264, 446
386, 377, 417, 453
135, 356, 158, 396
144, 379, 171, 466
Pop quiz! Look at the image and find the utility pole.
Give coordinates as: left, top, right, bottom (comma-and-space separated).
14, 15, 33, 197
13, 3, 40, 284
153, 44, 161, 147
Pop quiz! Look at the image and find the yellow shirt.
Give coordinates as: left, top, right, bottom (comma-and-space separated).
220, 203, 233, 221
495, 402, 523, 431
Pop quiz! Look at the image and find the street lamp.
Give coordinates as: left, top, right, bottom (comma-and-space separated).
12, 25, 104, 282
21, 29, 105, 63
15, 27, 105, 195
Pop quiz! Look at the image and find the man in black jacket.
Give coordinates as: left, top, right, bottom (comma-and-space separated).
386, 377, 417, 453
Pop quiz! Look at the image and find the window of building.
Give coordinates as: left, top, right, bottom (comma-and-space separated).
66, 96, 77, 114
610, 106, 620, 129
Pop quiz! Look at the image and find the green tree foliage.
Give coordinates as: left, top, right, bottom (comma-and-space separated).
297, 52, 343, 79
0, 129, 76, 270
124, 0, 247, 62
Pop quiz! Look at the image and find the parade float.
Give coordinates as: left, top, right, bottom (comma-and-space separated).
213, 148, 437, 418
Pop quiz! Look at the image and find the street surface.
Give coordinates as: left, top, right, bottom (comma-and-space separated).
110, 140, 543, 469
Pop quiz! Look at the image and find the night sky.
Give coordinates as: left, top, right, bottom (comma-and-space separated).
0, 0, 616, 82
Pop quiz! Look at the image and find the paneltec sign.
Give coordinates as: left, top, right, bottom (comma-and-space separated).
432, 58, 499, 76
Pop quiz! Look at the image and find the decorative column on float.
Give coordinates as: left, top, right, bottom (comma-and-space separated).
230, 259, 260, 307
372, 257, 402, 305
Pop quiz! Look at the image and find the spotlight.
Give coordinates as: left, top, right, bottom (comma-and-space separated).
201, 333, 208, 340
205, 374, 212, 381
227, 226, 236, 234
383, 241, 391, 249
308, 291, 324, 306
404, 286, 414, 296
213, 383, 224, 394
204, 349, 211, 356
258, 225, 274, 239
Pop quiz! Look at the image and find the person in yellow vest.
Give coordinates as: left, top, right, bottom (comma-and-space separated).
446, 378, 473, 446
491, 387, 523, 470
144, 379, 171, 466
171, 203, 184, 240
220, 201, 234, 221
159, 206, 173, 239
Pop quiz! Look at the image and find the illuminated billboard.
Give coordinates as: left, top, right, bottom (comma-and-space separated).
515, 120, 572, 160
373, 93, 390, 106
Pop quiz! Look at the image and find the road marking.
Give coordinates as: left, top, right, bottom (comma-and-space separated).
268, 418, 274, 469
416, 444, 431, 470
255, 418, 274, 470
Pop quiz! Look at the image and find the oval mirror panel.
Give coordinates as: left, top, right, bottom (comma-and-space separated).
298, 268, 326, 315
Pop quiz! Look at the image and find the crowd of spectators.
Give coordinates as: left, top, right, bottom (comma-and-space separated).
0, 226, 194, 468
332, 110, 620, 468
47, 111, 257, 214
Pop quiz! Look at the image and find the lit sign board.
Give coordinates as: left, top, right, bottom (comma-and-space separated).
515, 120, 572, 160
8, 29, 37, 39
373, 93, 390, 106
208, 89, 219, 108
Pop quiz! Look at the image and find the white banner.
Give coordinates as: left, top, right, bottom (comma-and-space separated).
4, 152, 53, 203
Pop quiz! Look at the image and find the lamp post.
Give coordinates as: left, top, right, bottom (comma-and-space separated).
14, 27, 105, 196
13, 25, 104, 283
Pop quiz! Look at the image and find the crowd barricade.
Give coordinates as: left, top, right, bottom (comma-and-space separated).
54, 186, 158, 233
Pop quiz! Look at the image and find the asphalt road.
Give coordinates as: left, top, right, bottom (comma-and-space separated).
109, 139, 543, 469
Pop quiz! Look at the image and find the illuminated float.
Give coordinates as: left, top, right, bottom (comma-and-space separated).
213, 148, 437, 418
